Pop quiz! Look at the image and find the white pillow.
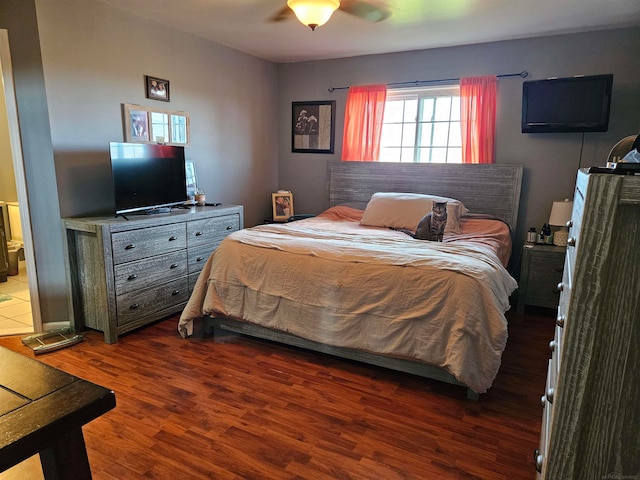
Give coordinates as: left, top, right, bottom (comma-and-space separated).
360, 192, 468, 234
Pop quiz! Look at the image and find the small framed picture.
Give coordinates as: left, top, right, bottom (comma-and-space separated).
272, 192, 294, 222
145, 75, 170, 102
124, 105, 150, 142
185, 161, 197, 198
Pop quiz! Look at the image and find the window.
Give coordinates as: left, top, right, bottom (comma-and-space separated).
379, 85, 461, 163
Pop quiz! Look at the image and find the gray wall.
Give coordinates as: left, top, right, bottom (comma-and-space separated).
36, 0, 279, 225
2, 0, 279, 328
277, 27, 640, 269
0, 0, 66, 324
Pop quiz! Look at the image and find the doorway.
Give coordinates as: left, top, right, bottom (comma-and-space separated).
0, 29, 42, 336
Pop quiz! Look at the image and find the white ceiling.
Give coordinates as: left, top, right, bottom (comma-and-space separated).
98, 0, 640, 63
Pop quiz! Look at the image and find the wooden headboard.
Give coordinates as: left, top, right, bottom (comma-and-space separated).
327, 162, 523, 232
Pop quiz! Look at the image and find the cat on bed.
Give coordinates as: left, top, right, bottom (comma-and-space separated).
393, 201, 448, 242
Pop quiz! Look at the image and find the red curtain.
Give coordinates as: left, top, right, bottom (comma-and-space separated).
460, 76, 497, 164
341, 84, 387, 161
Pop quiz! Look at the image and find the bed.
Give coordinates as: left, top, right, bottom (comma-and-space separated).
179, 162, 523, 399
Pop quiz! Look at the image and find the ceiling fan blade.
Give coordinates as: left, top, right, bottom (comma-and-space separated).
269, 5, 293, 23
340, 0, 390, 23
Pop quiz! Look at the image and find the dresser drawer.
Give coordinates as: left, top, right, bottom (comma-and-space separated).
116, 277, 189, 326
189, 271, 203, 293
551, 323, 564, 378
114, 250, 188, 296
536, 359, 555, 477
524, 251, 564, 306
112, 223, 186, 264
187, 243, 221, 274
566, 189, 584, 271
187, 215, 240, 248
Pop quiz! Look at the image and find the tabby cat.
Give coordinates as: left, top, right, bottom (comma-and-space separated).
395, 201, 448, 242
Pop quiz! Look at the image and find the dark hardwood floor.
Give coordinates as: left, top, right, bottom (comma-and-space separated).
0, 307, 554, 479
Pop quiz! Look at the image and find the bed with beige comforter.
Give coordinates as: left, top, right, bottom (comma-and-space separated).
179, 205, 517, 394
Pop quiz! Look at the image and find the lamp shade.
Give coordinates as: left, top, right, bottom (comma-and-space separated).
549, 199, 573, 226
288, 0, 340, 30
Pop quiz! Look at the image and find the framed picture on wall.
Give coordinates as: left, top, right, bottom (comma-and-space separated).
145, 75, 170, 102
291, 100, 335, 154
122, 104, 190, 146
272, 191, 294, 222
125, 105, 150, 142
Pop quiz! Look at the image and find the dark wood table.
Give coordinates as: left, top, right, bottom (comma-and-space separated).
0, 346, 115, 479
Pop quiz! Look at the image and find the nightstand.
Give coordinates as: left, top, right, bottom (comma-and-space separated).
517, 244, 565, 314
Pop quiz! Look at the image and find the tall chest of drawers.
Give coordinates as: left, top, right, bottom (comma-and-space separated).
535, 171, 640, 479
63, 205, 243, 343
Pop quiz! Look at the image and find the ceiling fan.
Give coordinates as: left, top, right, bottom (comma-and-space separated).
270, 0, 390, 31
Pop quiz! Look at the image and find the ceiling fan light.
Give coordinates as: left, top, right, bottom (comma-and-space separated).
287, 0, 340, 30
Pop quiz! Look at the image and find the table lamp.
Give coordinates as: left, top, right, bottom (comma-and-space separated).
549, 199, 573, 246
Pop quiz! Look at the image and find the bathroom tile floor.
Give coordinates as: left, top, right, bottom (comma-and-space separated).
0, 260, 33, 336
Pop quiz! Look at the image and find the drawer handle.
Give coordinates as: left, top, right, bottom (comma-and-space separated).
127, 274, 138, 281
125, 244, 135, 250
196, 256, 204, 262
171, 289, 181, 296
556, 315, 565, 328
168, 236, 177, 241
546, 387, 554, 404
540, 394, 546, 407
566, 220, 573, 229
170, 263, 179, 269
549, 340, 556, 352
534, 449, 543, 473
226, 225, 233, 230
195, 231, 204, 236
567, 237, 576, 247
130, 303, 140, 310
557, 282, 564, 292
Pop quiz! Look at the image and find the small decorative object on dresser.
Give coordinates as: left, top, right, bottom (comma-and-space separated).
517, 244, 565, 314
535, 170, 640, 479
63, 206, 243, 343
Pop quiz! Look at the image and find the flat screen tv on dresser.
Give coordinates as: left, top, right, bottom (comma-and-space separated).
110, 142, 187, 215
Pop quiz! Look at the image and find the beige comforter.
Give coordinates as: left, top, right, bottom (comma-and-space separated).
179, 206, 517, 393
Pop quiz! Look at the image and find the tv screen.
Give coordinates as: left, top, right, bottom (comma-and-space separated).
521, 74, 613, 133
110, 142, 187, 215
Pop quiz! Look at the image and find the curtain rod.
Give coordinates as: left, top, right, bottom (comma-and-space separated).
327, 71, 529, 92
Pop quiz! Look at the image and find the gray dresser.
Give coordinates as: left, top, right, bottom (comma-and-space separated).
536, 170, 640, 479
63, 205, 243, 343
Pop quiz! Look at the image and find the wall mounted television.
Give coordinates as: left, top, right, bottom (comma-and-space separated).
521, 74, 613, 133
110, 142, 187, 215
